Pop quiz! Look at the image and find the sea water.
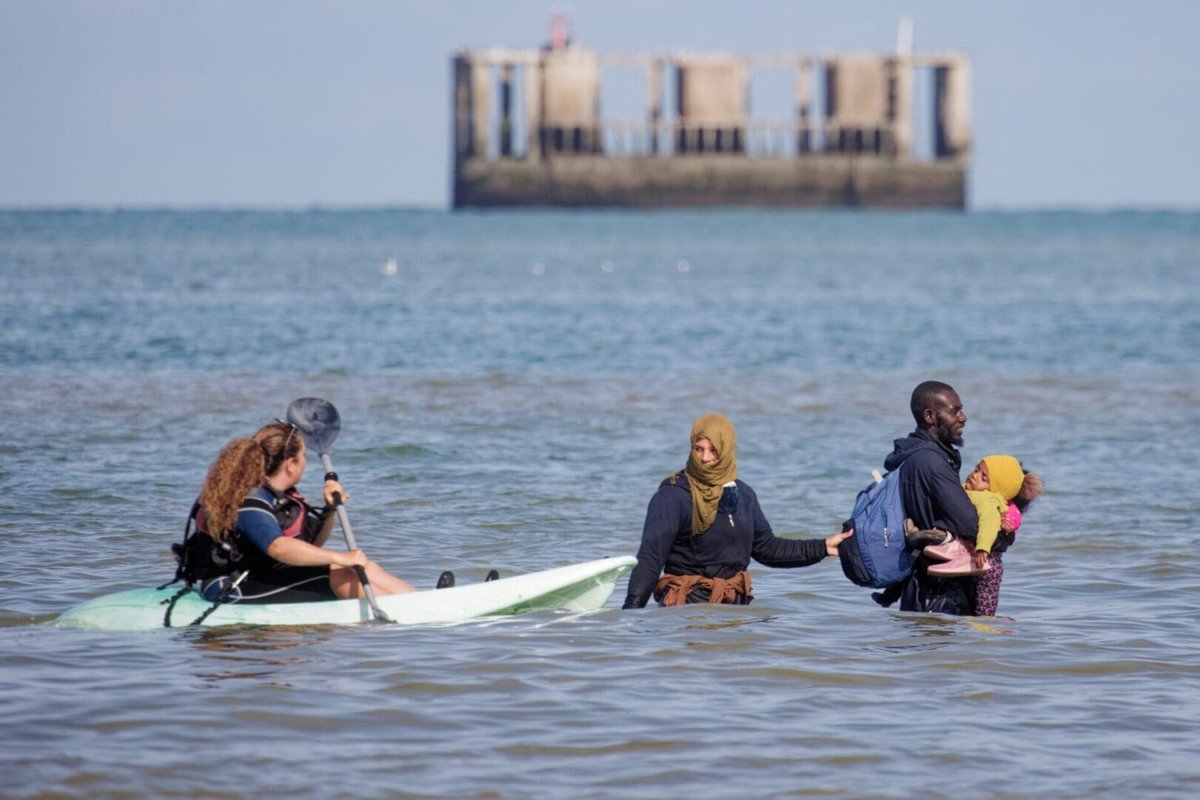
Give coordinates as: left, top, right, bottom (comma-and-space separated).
1, 208, 1198, 798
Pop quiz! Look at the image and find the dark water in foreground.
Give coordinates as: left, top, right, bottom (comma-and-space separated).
1, 209, 1198, 798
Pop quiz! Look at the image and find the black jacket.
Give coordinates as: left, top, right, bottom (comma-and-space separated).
622, 472, 828, 609
884, 430, 979, 615
884, 431, 978, 540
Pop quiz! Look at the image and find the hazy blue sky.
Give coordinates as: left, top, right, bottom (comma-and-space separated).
3, 1, 1198, 209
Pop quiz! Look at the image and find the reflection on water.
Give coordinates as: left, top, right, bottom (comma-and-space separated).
682, 614, 780, 633
188, 623, 347, 647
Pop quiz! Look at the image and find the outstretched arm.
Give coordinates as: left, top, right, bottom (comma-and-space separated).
749, 492, 844, 567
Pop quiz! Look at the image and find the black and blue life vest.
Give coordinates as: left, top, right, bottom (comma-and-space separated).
170, 489, 324, 587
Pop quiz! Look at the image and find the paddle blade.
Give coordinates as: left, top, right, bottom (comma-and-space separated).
286, 397, 341, 454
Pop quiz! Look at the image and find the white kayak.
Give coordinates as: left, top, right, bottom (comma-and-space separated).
56, 555, 637, 631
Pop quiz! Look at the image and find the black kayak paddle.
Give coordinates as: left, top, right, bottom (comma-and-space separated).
286, 397, 395, 624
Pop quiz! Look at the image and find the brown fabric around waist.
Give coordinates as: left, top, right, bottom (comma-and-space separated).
653, 570, 753, 607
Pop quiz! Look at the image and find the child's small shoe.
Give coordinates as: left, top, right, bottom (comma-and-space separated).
905, 519, 951, 549
923, 538, 968, 562
927, 550, 990, 577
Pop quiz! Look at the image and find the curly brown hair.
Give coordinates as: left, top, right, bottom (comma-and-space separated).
198, 422, 303, 540
199, 439, 265, 540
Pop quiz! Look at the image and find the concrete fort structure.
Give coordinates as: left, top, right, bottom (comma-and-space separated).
451, 28, 970, 209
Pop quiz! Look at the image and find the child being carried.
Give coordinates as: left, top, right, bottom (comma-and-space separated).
908, 454, 1044, 616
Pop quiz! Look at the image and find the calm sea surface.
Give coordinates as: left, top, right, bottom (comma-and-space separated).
1, 208, 1198, 798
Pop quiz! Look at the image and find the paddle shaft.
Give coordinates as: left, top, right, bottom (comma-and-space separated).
319, 452, 394, 623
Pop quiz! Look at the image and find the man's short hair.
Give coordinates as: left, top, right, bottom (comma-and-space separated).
910, 381, 956, 425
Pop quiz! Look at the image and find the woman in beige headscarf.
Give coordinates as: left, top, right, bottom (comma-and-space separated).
622, 413, 852, 608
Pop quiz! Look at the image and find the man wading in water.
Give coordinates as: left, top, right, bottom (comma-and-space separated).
873, 381, 980, 615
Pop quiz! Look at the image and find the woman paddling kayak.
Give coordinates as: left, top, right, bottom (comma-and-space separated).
180, 420, 416, 603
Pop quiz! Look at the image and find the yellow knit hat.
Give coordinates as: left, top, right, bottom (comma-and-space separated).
982, 455, 1024, 502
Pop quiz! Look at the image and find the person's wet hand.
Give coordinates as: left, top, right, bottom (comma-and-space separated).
324, 478, 349, 506
334, 548, 368, 569
825, 528, 854, 556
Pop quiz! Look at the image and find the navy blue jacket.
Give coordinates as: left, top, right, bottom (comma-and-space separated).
622, 472, 829, 609
884, 431, 978, 539
884, 430, 979, 615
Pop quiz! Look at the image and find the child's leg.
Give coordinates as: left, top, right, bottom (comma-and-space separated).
974, 554, 1005, 616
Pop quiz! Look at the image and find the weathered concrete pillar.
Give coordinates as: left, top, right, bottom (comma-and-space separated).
452, 55, 475, 160
889, 56, 913, 157
795, 61, 813, 153
647, 57, 663, 155
470, 58, 491, 159
676, 55, 748, 154
499, 62, 513, 157
935, 56, 971, 158
524, 58, 542, 161
541, 48, 601, 155
824, 55, 890, 155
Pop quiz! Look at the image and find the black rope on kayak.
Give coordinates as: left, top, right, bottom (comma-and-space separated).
187, 600, 222, 628
185, 571, 249, 628
161, 585, 192, 628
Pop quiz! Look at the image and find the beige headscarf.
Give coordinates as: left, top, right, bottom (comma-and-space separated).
684, 413, 738, 535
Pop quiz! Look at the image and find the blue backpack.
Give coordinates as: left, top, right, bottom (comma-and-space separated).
837, 467, 915, 588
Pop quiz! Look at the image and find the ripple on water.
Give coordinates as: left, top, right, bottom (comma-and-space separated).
4, 210, 1200, 798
